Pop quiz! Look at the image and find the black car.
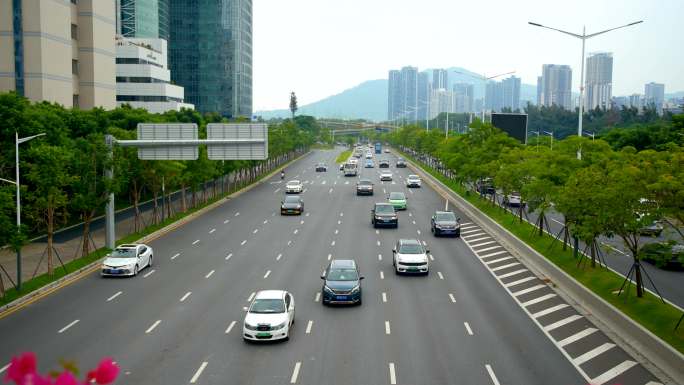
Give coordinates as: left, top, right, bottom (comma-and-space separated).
356, 179, 374, 195
431, 211, 461, 237
281, 195, 304, 215
315, 163, 327, 172
476, 178, 496, 195
379, 160, 390, 168
371, 203, 398, 228
321, 259, 364, 305
396, 159, 407, 168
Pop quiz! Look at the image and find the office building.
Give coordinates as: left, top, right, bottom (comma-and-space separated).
628, 94, 642, 110
453, 83, 474, 113
118, 0, 170, 40
388, 70, 402, 122
644, 82, 665, 113
417, 72, 429, 121
0, 0, 116, 109
432, 69, 448, 90
400, 66, 418, 122
539, 64, 572, 110
169, 0, 253, 118
537, 76, 543, 106
429, 88, 453, 119
485, 76, 520, 112
116, 37, 193, 113
585, 52, 613, 110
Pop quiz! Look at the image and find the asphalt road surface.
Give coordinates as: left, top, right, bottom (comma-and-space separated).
0, 148, 663, 385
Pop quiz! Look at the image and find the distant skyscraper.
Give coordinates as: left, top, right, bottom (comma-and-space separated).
118, 0, 170, 40
537, 76, 543, 106
585, 52, 613, 110
628, 94, 643, 110
417, 72, 430, 121
400, 66, 418, 122
388, 70, 402, 121
453, 83, 474, 113
169, 0, 252, 117
485, 76, 520, 112
429, 88, 454, 119
644, 82, 665, 113
432, 69, 448, 90
539, 64, 572, 110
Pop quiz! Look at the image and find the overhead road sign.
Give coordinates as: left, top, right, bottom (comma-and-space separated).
135, 123, 199, 160
206, 123, 268, 160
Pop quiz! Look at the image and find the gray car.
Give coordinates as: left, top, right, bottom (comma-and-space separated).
431, 211, 461, 237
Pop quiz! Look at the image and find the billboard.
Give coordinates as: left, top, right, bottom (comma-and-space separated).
491, 113, 528, 144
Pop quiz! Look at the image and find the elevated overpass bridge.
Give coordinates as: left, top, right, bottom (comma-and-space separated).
318, 121, 396, 137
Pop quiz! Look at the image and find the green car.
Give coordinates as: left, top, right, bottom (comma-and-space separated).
388, 192, 407, 210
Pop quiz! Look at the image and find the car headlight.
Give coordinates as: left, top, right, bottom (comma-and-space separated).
350, 285, 360, 293
244, 322, 258, 330
273, 321, 288, 330
323, 285, 335, 294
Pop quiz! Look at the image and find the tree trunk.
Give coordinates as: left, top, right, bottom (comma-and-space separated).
635, 260, 644, 297
81, 211, 94, 258
192, 187, 197, 208
133, 181, 141, 232
152, 190, 159, 225
47, 207, 54, 276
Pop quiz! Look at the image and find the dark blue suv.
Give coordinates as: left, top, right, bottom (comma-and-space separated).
321, 259, 364, 305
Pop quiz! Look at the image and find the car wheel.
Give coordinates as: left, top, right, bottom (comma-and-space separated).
148, 255, 153, 268
133, 265, 139, 276
357, 297, 363, 306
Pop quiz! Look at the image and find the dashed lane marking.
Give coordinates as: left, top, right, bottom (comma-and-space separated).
190, 362, 208, 384
235, 212, 240, 217
449, 293, 456, 303
429, 254, 434, 261
247, 292, 256, 302
389, 363, 397, 385
264, 270, 271, 279
290, 362, 302, 384
225, 321, 236, 334
171, 253, 180, 260
334, 229, 338, 234
293, 229, 299, 234
306, 320, 313, 334
380, 271, 385, 280
58, 319, 79, 333
205, 270, 215, 279
300, 220, 305, 225
180, 292, 192, 302
377, 240, 381, 246
331, 240, 336, 246
382, 292, 387, 303
437, 272, 444, 280
209, 228, 216, 234
277, 253, 283, 261
226, 253, 233, 260
192, 239, 200, 245
254, 229, 259, 234
143, 269, 155, 278
145, 320, 161, 334
224, 219, 230, 224
327, 253, 332, 261
485, 364, 501, 385
107, 291, 122, 302
274, 188, 281, 193
378, 254, 382, 261
417, 229, 421, 235
464, 322, 473, 335
241, 240, 247, 245
264, 220, 268, 224
0, 364, 9, 374
385, 321, 391, 335
315, 292, 321, 302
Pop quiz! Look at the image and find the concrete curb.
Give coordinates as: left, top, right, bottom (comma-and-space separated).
399, 150, 684, 385
0, 152, 311, 317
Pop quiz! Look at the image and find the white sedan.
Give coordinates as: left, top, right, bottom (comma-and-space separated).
285, 180, 303, 193
406, 175, 422, 188
101, 244, 153, 277
243, 290, 295, 342
380, 171, 393, 181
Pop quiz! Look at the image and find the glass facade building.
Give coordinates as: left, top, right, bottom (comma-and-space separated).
169, 0, 252, 118
119, 0, 169, 40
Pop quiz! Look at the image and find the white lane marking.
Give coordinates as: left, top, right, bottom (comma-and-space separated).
551, 218, 564, 226
205, 270, 215, 279
590, 361, 637, 385
497, 269, 528, 279
573, 343, 615, 366
225, 321, 236, 334
180, 292, 192, 302
192, 239, 200, 245
486, 256, 514, 265
417, 229, 421, 235
264, 270, 271, 279
209, 228, 216, 234
0, 363, 9, 374
460, 225, 478, 230
422, 240, 427, 246
437, 272, 444, 280
321, 180, 327, 185
329, 188, 333, 194
247, 292, 256, 302
290, 362, 302, 384
377, 240, 381, 246
344, 181, 349, 185
466, 236, 491, 243
543, 314, 583, 331
460, 229, 481, 235
532, 304, 570, 318
145, 320, 161, 334
306, 320, 313, 334
475, 245, 503, 253
275, 188, 281, 193
327, 253, 332, 261
429, 254, 434, 261
331, 240, 336, 246
190, 362, 208, 384
408, 212, 412, 217
389, 363, 397, 385
58, 319, 79, 333
385, 321, 391, 335
513, 284, 546, 297
412, 220, 416, 225
235, 212, 240, 216
241, 240, 247, 245
171, 253, 180, 260
376, 229, 379, 234
449, 293, 457, 303
382, 292, 387, 303
315, 292, 321, 302
380, 271, 385, 279
338, 220, 341, 225
558, 328, 598, 347
479, 250, 508, 258
293, 229, 299, 234
288, 240, 292, 246
226, 253, 233, 260
224, 219, 230, 224
383, 188, 387, 194
253, 229, 259, 234
264, 220, 268, 224
485, 364, 501, 385
334, 229, 338, 234
277, 253, 283, 261
460, 222, 473, 225
300, 220, 305, 225
490, 262, 521, 272
378, 254, 382, 261
340, 212, 344, 216
462, 232, 487, 239
107, 291, 122, 302
306, 212, 310, 217
143, 269, 156, 278
521, 293, 556, 307
303, 188, 308, 193
471, 240, 497, 248
504, 276, 535, 287
464, 322, 474, 335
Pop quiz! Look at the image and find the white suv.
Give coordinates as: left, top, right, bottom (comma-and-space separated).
406, 175, 421, 188
392, 239, 429, 275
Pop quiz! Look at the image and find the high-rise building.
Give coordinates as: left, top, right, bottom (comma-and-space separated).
388, 70, 402, 121
536, 76, 543, 106
417, 72, 429, 121
539, 64, 572, 110
169, 0, 253, 118
628, 94, 642, 110
0, 0, 116, 109
400, 66, 418, 122
453, 83, 474, 113
485, 76, 520, 112
644, 82, 665, 113
432, 69, 448, 90
429, 88, 453, 119
118, 0, 170, 41
585, 52, 613, 110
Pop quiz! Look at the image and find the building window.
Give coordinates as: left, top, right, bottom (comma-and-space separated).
73, 94, 79, 108
71, 0, 78, 4
71, 24, 78, 40
117, 95, 183, 102
72, 60, 79, 75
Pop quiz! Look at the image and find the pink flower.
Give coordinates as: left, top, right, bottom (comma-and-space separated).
4, 352, 37, 383
54, 372, 79, 385
85, 359, 118, 385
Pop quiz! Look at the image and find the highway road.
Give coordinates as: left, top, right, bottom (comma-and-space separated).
0, 148, 663, 385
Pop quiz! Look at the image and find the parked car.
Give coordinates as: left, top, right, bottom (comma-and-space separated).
285, 180, 303, 194
281, 195, 304, 215
371, 202, 398, 228
321, 259, 364, 305
356, 179, 374, 196
388, 192, 407, 210
640, 241, 683, 269
431, 211, 460, 237
392, 239, 429, 275
101, 244, 153, 277
406, 175, 421, 188
243, 290, 295, 342
315, 163, 327, 172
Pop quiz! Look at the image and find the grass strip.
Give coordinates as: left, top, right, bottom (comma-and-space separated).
335, 150, 352, 164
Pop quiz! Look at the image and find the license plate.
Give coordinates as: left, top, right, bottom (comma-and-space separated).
257, 332, 270, 337
336, 296, 348, 300
409, 267, 419, 271
110, 269, 121, 274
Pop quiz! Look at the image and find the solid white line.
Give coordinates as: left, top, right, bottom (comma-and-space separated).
543, 314, 583, 332
225, 321, 236, 334
590, 361, 637, 385
247, 292, 256, 302
505, 276, 536, 287
470, 240, 497, 248
485, 256, 514, 265
388, 363, 397, 385
497, 269, 528, 279
573, 343, 615, 366
209, 228, 216, 234
145, 320, 161, 334
0, 363, 9, 374
190, 362, 208, 384
521, 293, 556, 307
532, 303, 570, 318
264, 270, 271, 279
479, 250, 508, 258
254, 229, 259, 234
143, 269, 155, 278
465, 236, 491, 243
205, 270, 215, 279
192, 239, 200, 245
306, 320, 313, 334
225, 253, 233, 260
107, 291, 122, 302
513, 284, 546, 297
476, 245, 503, 253
462, 232, 487, 239
314, 292, 321, 302
558, 328, 598, 347
385, 321, 391, 335
277, 253, 283, 261
437, 271, 444, 280
378, 254, 382, 261
380, 271, 385, 279
58, 319, 79, 333
290, 362, 302, 384
464, 322, 473, 335
241, 240, 247, 245
449, 293, 457, 303
485, 364, 501, 385
180, 292, 192, 302
382, 292, 387, 303
171, 253, 180, 260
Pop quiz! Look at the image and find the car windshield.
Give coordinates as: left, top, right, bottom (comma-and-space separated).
326, 268, 359, 281
249, 298, 285, 314
389, 192, 405, 200
288, 180, 300, 185
408, 175, 419, 180
436, 212, 456, 221
284, 196, 300, 203
375, 205, 394, 214
358, 180, 372, 185
399, 243, 424, 254
110, 248, 136, 258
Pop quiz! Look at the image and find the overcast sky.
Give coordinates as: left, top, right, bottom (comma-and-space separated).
252, 0, 684, 111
